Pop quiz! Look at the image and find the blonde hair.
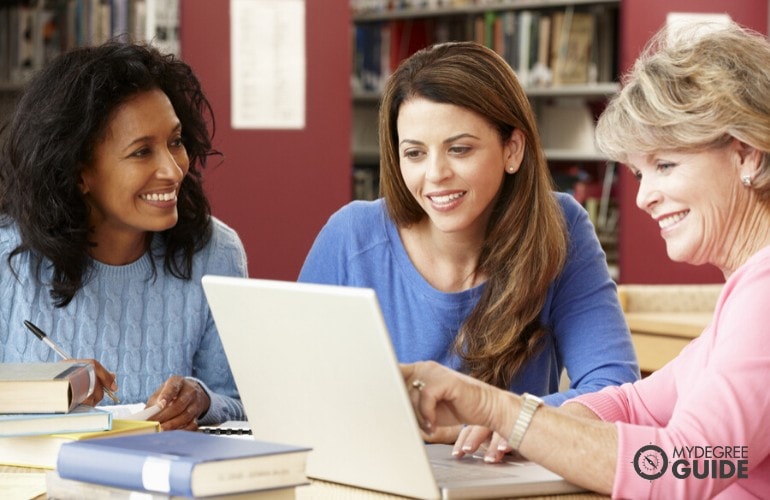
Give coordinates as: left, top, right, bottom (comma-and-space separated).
378, 42, 567, 388
596, 20, 770, 198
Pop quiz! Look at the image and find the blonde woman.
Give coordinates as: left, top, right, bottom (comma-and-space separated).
401, 21, 770, 498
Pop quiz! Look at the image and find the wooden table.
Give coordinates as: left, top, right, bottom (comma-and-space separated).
298, 479, 607, 499
1, 464, 607, 500
0, 465, 47, 500
625, 311, 713, 373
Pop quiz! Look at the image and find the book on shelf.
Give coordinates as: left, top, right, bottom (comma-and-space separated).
11, 3, 34, 83
592, 5, 617, 83
0, 404, 111, 437
56, 430, 311, 498
0, 418, 160, 469
2, 1, 64, 84
0, 7, 9, 82
515, 10, 533, 86
353, 167, 379, 201
530, 12, 553, 87
145, 0, 181, 56
550, 9, 596, 85
498, 11, 515, 72
45, 470, 299, 500
353, 21, 384, 92
388, 17, 428, 69
352, 17, 430, 92
0, 362, 95, 414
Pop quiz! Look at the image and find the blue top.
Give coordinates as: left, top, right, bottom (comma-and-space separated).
299, 194, 639, 405
0, 217, 248, 424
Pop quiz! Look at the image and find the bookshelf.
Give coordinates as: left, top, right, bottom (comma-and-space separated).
350, 0, 621, 277
353, 0, 620, 20
0, 0, 181, 151
0, 0, 180, 87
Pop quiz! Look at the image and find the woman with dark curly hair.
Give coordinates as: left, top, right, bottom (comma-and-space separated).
0, 41, 247, 430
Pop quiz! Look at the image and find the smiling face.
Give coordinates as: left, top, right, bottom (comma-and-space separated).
78, 88, 189, 258
627, 140, 758, 270
396, 97, 523, 239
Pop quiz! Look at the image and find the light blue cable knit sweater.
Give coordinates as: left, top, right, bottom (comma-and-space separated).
0, 217, 248, 425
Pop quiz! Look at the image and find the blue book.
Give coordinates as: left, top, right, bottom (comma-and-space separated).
0, 404, 111, 437
57, 430, 311, 497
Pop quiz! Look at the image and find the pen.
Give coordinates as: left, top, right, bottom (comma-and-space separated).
24, 319, 121, 404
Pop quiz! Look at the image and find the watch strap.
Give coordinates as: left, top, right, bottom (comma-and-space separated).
508, 393, 544, 451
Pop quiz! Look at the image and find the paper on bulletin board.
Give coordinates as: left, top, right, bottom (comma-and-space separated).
230, 0, 306, 129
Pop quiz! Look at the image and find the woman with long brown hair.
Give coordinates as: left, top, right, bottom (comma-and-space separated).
300, 41, 638, 443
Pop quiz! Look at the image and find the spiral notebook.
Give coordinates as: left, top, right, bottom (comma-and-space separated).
202, 276, 584, 499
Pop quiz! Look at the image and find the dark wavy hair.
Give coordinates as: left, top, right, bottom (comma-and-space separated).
0, 41, 217, 307
379, 42, 567, 389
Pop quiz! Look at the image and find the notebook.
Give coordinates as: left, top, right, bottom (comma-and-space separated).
202, 276, 585, 499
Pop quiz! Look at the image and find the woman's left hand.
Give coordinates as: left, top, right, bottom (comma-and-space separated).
146, 376, 211, 430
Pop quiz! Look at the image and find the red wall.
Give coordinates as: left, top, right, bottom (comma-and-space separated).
180, 1, 351, 280
617, 0, 767, 284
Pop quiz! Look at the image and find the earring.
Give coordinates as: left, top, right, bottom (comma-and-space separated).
506, 166, 516, 174
742, 175, 752, 187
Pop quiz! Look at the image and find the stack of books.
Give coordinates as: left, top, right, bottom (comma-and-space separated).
2, 363, 311, 498
0, 362, 160, 469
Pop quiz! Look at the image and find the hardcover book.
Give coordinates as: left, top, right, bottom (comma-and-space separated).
0, 418, 160, 469
0, 362, 95, 414
550, 10, 596, 85
57, 430, 311, 497
0, 404, 111, 437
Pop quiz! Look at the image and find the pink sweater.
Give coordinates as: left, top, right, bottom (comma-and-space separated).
574, 245, 770, 499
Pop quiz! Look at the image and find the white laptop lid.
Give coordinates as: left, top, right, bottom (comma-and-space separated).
202, 276, 582, 499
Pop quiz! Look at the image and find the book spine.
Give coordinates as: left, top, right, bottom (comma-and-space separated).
57, 442, 196, 496
64, 364, 95, 411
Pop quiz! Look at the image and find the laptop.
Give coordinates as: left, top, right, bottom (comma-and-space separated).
202, 276, 584, 499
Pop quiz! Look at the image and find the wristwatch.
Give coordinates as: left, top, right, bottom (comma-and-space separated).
508, 393, 544, 451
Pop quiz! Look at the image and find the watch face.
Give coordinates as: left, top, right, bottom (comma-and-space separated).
633, 444, 668, 480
